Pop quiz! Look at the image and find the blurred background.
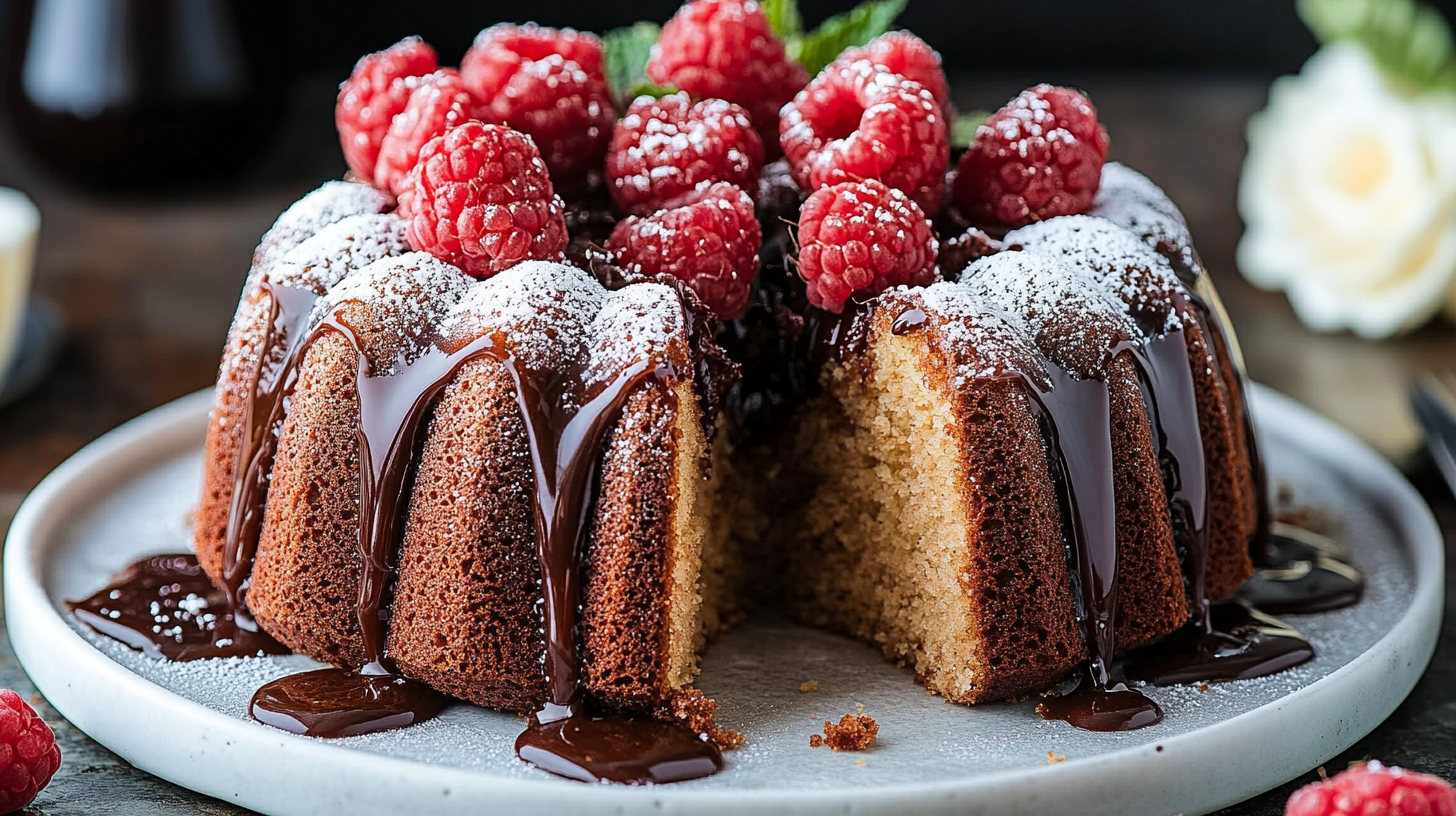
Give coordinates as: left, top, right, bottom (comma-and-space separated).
0, 0, 1454, 480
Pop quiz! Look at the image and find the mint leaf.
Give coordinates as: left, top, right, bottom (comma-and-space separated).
951, 110, 989, 148
603, 22, 668, 108
1297, 0, 1456, 94
786, 0, 908, 76
763, 0, 803, 39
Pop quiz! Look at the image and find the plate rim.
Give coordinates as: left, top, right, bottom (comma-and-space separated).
3, 385, 1444, 816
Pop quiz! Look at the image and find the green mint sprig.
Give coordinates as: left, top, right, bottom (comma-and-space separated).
765, 0, 908, 76
951, 110, 990, 148
602, 22, 676, 108
1297, 0, 1456, 94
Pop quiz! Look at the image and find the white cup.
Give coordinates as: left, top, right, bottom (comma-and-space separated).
0, 189, 38, 383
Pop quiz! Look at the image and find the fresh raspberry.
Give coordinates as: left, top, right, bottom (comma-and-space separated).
336, 37, 439, 183
0, 690, 61, 813
836, 32, 952, 119
374, 69, 474, 197
606, 92, 765, 217
952, 84, 1110, 227
646, 0, 809, 159
796, 179, 938, 313
404, 122, 568, 279
607, 182, 761, 319
462, 24, 614, 194
1286, 761, 1456, 816
779, 61, 949, 217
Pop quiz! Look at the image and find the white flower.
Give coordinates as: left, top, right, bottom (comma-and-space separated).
1237, 43, 1456, 339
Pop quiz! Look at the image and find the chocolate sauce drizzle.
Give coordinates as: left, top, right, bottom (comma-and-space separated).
68, 553, 286, 661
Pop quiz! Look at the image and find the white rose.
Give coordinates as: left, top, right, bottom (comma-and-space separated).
1237, 43, 1456, 339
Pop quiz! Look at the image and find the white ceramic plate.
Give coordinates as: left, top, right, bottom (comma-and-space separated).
4, 386, 1443, 816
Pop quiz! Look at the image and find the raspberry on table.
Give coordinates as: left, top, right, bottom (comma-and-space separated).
0, 689, 60, 813
403, 121, 568, 279
645, 0, 809, 159
779, 60, 949, 217
836, 31, 952, 120
462, 24, 614, 195
1286, 761, 1456, 816
374, 69, 474, 198
606, 92, 765, 217
607, 182, 761, 320
796, 179, 939, 314
952, 83, 1110, 227
336, 37, 439, 183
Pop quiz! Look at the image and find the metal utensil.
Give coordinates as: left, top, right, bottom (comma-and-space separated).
1411, 370, 1456, 497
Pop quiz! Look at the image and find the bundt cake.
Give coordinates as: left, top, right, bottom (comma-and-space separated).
64, 5, 1363, 785
194, 187, 735, 717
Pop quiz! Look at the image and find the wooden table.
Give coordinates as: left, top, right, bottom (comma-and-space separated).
0, 75, 1451, 815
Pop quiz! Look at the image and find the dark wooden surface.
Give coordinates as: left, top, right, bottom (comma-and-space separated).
0, 76, 1452, 815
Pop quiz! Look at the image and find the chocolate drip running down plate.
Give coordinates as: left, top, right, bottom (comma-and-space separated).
5, 386, 1442, 816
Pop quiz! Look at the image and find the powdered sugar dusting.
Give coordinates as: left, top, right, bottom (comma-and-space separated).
444, 260, 605, 374
960, 251, 1140, 378
901, 283, 1051, 390
1090, 163, 1199, 277
589, 282, 688, 388
315, 251, 471, 375
254, 181, 394, 275
268, 214, 410, 294
1006, 215, 1186, 335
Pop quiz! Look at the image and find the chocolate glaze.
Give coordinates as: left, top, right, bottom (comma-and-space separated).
890, 308, 927, 336
1022, 357, 1163, 731
518, 707, 724, 785
500, 333, 725, 783
1124, 599, 1313, 686
222, 280, 319, 629
250, 668, 447, 738
1240, 523, 1364, 615
68, 553, 286, 661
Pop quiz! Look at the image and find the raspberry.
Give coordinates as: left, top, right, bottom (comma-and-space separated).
374, 70, 474, 197
796, 179, 938, 313
1286, 761, 1456, 816
606, 92, 765, 217
607, 182, 761, 319
836, 32, 952, 119
462, 24, 614, 194
0, 690, 60, 813
404, 122, 568, 279
780, 61, 949, 217
952, 84, 1110, 227
336, 37, 439, 183
646, 0, 809, 159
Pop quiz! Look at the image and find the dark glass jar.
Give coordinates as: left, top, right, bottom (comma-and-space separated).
0, 0, 288, 194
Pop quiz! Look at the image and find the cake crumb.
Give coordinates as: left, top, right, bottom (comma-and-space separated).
1199, 684, 1210, 693
856, 759, 866, 766
800, 680, 819, 692
657, 689, 745, 750
1047, 752, 1067, 764
809, 712, 879, 751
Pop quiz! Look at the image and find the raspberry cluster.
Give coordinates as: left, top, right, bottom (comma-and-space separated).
607, 92, 764, 217
780, 60, 949, 216
1286, 761, 1456, 816
329, 5, 1112, 319
953, 83, 1110, 227
0, 690, 60, 813
608, 183, 761, 319
646, 0, 808, 158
